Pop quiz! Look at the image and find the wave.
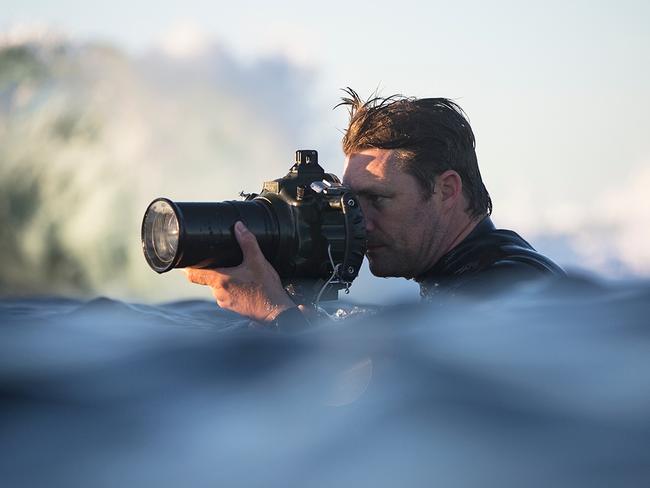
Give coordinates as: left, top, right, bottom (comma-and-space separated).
1, 277, 649, 486
0, 35, 327, 301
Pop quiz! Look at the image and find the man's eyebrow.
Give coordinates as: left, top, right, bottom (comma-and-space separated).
354, 185, 394, 197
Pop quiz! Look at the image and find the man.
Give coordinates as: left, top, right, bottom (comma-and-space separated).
185, 89, 564, 326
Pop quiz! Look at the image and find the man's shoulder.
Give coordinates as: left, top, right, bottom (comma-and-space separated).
418, 217, 565, 298
474, 228, 565, 275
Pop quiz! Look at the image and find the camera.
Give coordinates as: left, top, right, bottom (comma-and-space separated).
141, 150, 366, 303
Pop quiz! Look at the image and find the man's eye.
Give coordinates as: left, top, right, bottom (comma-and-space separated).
368, 195, 387, 207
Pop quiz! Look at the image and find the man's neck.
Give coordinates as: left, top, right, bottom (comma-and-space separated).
416, 214, 484, 281
446, 216, 483, 254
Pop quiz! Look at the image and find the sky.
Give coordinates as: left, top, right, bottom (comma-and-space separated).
1, 0, 649, 302
4, 0, 648, 198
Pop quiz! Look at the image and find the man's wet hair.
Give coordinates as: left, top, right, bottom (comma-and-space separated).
338, 88, 492, 218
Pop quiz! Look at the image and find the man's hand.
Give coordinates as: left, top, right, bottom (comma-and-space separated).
184, 221, 295, 323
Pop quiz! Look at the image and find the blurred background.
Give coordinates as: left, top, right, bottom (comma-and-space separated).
1, 0, 649, 304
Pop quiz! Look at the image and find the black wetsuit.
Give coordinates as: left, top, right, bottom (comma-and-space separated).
417, 217, 565, 299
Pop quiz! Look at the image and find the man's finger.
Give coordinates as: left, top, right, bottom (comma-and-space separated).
234, 221, 264, 264
185, 268, 223, 287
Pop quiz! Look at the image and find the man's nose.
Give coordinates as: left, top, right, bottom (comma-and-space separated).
365, 217, 376, 233
356, 198, 376, 232
362, 210, 376, 233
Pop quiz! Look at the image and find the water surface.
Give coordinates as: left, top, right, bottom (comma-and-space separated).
1, 277, 649, 487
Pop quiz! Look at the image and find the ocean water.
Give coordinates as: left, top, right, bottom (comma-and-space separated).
1, 276, 650, 487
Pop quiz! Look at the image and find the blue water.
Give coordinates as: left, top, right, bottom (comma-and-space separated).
1, 276, 650, 487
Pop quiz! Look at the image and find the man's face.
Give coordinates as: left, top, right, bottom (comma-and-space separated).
343, 148, 444, 279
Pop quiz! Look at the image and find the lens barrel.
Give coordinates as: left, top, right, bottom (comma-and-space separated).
141, 197, 286, 273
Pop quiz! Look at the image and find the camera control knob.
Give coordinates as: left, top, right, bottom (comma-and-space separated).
295, 149, 318, 165
310, 181, 327, 193
296, 186, 305, 201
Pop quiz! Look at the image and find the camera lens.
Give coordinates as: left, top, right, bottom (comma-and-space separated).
151, 202, 179, 262
142, 199, 182, 273
141, 197, 290, 274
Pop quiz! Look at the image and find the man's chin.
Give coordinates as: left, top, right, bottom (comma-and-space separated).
367, 256, 399, 278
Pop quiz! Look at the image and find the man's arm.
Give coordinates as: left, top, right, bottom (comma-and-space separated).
184, 221, 301, 325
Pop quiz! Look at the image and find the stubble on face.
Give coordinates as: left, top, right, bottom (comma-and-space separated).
365, 202, 442, 279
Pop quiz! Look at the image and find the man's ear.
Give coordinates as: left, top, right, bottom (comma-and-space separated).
436, 170, 463, 207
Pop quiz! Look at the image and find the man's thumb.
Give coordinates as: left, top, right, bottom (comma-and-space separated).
234, 221, 262, 262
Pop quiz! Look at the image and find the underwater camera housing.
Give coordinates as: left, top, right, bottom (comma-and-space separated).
141, 150, 366, 303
